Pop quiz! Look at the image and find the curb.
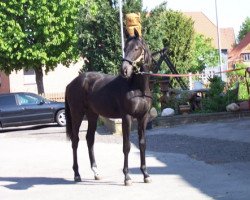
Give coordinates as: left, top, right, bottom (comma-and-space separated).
153, 111, 250, 127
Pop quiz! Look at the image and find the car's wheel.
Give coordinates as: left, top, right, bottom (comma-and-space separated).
56, 109, 66, 127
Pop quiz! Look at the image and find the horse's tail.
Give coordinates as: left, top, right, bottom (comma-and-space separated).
65, 89, 73, 141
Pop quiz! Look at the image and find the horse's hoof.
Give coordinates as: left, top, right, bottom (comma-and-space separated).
74, 176, 82, 182
144, 177, 152, 183
94, 175, 102, 180
124, 179, 133, 186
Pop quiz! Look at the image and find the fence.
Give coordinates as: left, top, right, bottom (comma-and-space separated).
188, 72, 215, 90
42, 92, 65, 102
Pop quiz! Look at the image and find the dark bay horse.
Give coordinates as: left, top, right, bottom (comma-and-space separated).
65, 29, 152, 186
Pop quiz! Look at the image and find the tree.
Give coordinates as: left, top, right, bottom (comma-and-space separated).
238, 17, 250, 42
77, 1, 216, 78
77, 1, 196, 76
0, 0, 84, 94
142, 4, 195, 75
77, 0, 121, 74
143, 4, 219, 76
123, 0, 142, 13
189, 34, 218, 73
77, 0, 145, 75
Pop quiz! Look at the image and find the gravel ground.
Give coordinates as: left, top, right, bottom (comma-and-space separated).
96, 120, 250, 165
132, 134, 250, 164
1, 118, 250, 166
94, 125, 250, 165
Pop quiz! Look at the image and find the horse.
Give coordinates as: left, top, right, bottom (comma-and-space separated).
65, 29, 152, 186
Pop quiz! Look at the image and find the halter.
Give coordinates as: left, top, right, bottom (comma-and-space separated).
122, 49, 145, 74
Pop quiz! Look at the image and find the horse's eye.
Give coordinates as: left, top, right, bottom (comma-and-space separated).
134, 47, 139, 51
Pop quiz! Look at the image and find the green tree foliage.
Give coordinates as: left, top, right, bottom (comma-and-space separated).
0, 0, 84, 94
77, 0, 122, 74
228, 63, 249, 100
238, 17, 250, 42
77, 1, 218, 83
189, 34, 219, 73
123, 0, 142, 13
142, 4, 195, 74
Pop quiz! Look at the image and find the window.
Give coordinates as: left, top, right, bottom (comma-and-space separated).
24, 69, 35, 75
243, 53, 250, 61
0, 95, 17, 106
23, 69, 36, 84
16, 93, 40, 105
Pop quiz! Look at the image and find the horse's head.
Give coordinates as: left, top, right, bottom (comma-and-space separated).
121, 29, 151, 78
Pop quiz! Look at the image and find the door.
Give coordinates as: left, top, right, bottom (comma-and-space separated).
15, 93, 55, 124
0, 94, 25, 127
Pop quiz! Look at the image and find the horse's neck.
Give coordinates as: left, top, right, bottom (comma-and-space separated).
132, 74, 150, 94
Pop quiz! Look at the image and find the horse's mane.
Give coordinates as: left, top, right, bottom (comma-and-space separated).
140, 38, 152, 67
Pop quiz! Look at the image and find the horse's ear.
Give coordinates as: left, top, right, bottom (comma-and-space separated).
134, 28, 140, 38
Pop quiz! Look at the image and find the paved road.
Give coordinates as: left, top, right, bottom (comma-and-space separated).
0, 118, 250, 200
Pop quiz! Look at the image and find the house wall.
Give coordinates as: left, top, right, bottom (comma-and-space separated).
9, 58, 84, 94
9, 69, 36, 93
43, 59, 84, 94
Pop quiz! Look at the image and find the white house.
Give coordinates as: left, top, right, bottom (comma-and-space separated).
184, 12, 236, 83
6, 58, 84, 100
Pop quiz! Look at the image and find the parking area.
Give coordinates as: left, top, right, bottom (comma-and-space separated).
0, 118, 250, 200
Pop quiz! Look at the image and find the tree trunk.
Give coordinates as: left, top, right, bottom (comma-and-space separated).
34, 67, 45, 95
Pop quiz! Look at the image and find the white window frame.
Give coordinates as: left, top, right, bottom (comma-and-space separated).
243, 53, 250, 61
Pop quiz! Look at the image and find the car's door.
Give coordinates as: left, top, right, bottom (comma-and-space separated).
0, 94, 25, 127
15, 93, 55, 124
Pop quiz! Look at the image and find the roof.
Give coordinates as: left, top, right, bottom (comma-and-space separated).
228, 32, 250, 62
220, 28, 236, 51
183, 12, 235, 50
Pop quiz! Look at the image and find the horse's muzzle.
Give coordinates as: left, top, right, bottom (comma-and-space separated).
121, 61, 133, 78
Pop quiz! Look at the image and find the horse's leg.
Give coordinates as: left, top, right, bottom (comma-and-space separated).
71, 112, 84, 182
86, 112, 100, 180
138, 114, 151, 183
122, 114, 132, 186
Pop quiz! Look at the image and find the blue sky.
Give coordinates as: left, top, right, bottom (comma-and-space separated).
143, 0, 250, 36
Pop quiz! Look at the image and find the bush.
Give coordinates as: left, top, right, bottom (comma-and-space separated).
227, 63, 249, 101
202, 76, 238, 112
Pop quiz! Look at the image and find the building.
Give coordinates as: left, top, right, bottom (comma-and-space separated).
228, 32, 250, 68
0, 58, 84, 99
184, 12, 236, 81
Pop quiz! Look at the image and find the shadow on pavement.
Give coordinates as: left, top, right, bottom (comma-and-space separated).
0, 124, 59, 133
0, 177, 124, 190
0, 177, 75, 190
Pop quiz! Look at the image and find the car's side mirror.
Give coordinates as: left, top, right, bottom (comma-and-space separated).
39, 99, 45, 105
